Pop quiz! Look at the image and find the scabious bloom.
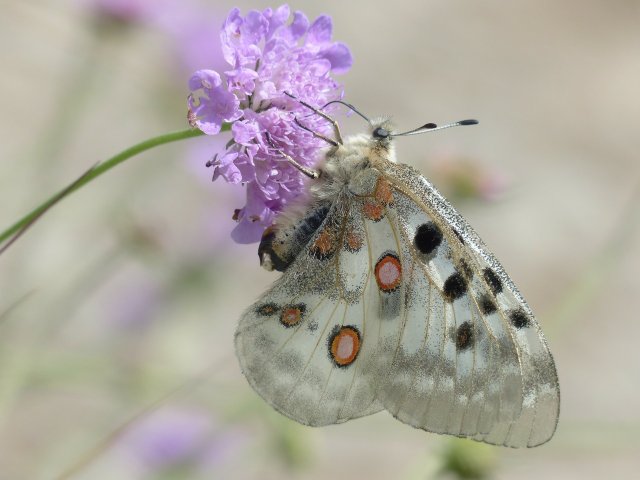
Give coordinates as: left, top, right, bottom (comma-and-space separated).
188, 5, 352, 243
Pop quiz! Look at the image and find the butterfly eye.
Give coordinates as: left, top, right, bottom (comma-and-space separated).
372, 127, 389, 139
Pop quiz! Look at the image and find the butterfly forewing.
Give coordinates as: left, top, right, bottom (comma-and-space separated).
383, 162, 559, 447
377, 184, 520, 443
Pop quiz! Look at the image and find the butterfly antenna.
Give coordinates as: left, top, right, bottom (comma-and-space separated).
284, 91, 343, 145
392, 119, 478, 137
320, 100, 371, 124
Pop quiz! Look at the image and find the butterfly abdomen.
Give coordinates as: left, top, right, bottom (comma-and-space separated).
259, 203, 331, 272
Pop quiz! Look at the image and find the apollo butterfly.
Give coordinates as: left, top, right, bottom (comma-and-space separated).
234, 99, 559, 447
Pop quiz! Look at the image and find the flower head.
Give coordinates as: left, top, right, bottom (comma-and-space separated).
87, 0, 158, 25
188, 5, 352, 243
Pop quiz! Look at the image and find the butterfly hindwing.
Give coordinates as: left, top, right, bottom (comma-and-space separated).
235, 200, 384, 426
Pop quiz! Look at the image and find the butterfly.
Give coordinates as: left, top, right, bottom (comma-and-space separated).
234, 100, 560, 448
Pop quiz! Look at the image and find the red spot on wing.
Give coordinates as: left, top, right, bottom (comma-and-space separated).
345, 231, 363, 252
374, 178, 394, 205
309, 228, 336, 260
330, 326, 361, 367
280, 304, 305, 327
375, 253, 402, 292
363, 201, 384, 221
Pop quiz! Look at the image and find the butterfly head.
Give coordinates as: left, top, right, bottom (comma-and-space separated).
365, 118, 396, 157
371, 122, 392, 141
371, 119, 394, 142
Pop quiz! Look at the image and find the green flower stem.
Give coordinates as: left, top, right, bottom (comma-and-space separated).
0, 126, 227, 248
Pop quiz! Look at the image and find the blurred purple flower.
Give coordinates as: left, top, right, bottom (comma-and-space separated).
120, 407, 247, 474
188, 5, 352, 243
85, 0, 159, 25
197, 430, 249, 474
152, 2, 227, 75
125, 408, 209, 469
86, 0, 226, 74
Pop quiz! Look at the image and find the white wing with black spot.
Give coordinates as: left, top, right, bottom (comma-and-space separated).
378, 162, 560, 447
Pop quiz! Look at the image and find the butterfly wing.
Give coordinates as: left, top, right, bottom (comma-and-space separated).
376, 161, 560, 447
235, 196, 386, 426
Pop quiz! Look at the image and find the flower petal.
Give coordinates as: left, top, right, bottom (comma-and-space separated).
231, 218, 269, 244
320, 42, 353, 74
265, 4, 290, 39
188, 69, 222, 91
306, 15, 332, 45
286, 11, 309, 41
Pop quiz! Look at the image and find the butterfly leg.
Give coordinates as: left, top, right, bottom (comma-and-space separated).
284, 91, 343, 145
293, 118, 340, 148
265, 132, 320, 179
205, 154, 219, 181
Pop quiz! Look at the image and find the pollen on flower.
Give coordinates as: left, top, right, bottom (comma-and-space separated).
188, 5, 353, 244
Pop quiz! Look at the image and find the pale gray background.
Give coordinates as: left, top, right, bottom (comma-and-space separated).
1, 1, 639, 478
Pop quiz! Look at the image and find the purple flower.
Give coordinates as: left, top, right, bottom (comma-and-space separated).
86, 0, 228, 75
189, 71, 242, 135
85, 0, 159, 25
152, 2, 227, 75
119, 407, 248, 474
188, 5, 352, 243
123, 408, 211, 469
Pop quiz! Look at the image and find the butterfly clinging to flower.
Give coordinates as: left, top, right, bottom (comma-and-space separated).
234, 96, 559, 448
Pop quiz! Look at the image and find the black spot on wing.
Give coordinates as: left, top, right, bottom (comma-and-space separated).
443, 271, 467, 302
414, 222, 443, 255
509, 308, 531, 329
483, 267, 503, 294
478, 294, 497, 315
456, 321, 474, 351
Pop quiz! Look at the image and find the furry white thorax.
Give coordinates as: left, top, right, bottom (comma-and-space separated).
273, 122, 396, 232
311, 124, 397, 202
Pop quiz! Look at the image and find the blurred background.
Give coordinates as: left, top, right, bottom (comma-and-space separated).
1, 0, 639, 479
